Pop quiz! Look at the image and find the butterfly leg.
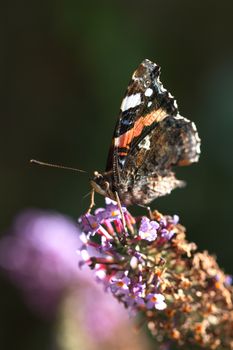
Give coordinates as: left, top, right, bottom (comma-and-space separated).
138, 204, 153, 219
114, 191, 127, 232
87, 188, 95, 213
147, 206, 153, 220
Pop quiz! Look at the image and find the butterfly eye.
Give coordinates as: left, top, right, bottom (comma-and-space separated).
144, 79, 151, 88
94, 171, 102, 178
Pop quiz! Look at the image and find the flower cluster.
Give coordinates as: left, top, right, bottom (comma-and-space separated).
79, 199, 233, 350
0, 209, 151, 350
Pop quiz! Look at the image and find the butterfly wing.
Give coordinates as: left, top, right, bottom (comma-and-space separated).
120, 115, 200, 205
106, 59, 178, 179
105, 59, 200, 204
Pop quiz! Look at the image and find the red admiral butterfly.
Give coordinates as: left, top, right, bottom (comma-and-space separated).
91, 59, 201, 208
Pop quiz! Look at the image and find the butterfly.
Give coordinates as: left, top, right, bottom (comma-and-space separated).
90, 59, 201, 209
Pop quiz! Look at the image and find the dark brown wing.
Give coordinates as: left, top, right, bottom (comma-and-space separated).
105, 59, 200, 204
117, 115, 201, 205
105, 59, 178, 186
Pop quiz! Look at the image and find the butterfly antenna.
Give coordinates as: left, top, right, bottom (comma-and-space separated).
83, 190, 92, 199
30, 159, 86, 173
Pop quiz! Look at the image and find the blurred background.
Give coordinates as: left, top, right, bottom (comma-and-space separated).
1, 0, 233, 349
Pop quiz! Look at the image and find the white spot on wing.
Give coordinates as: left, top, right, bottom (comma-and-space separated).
147, 101, 152, 107
168, 92, 174, 98
145, 88, 153, 97
114, 137, 119, 146
119, 158, 126, 167
191, 122, 197, 131
138, 135, 150, 150
174, 114, 190, 123
174, 115, 184, 120
196, 143, 201, 154
121, 93, 141, 112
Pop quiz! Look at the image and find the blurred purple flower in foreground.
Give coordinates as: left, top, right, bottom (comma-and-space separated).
0, 209, 150, 350
0, 210, 81, 316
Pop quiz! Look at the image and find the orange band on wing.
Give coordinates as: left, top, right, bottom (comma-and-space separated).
115, 108, 167, 149
118, 151, 128, 156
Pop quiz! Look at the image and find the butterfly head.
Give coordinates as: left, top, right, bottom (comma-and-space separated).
91, 171, 115, 199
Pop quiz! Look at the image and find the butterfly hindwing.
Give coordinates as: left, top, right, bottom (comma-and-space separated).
119, 115, 200, 204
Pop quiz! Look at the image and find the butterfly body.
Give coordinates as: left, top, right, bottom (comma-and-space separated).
91, 59, 200, 206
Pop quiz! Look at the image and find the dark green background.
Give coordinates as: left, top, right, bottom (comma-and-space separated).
1, 1, 233, 349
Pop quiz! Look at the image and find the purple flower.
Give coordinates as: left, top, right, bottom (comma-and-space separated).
159, 217, 167, 227
172, 214, 179, 225
95, 198, 127, 222
161, 228, 175, 240
0, 210, 82, 316
146, 293, 167, 310
138, 217, 159, 241
124, 293, 145, 308
225, 275, 233, 286
78, 200, 173, 316
110, 275, 131, 294
79, 213, 114, 241
0, 209, 132, 339
73, 282, 132, 343
79, 213, 100, 234
77, 200, 233, 349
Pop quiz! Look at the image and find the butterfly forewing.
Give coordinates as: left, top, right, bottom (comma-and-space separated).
106, 59, 179, 180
